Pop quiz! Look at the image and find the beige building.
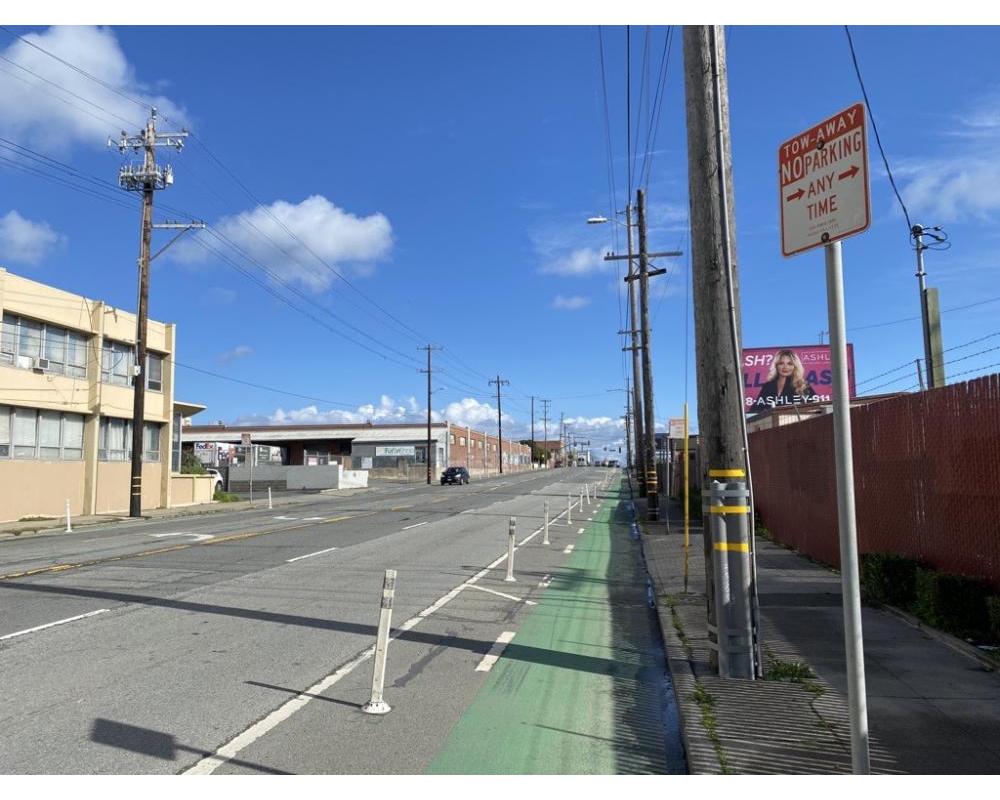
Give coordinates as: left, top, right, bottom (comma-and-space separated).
0, 267, 209, 523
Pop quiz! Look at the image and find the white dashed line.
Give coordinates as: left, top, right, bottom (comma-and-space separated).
273, 516, 298, 521
402, 521, 429, 530
0, 609, 109, 641
286, 546, 338, 563
563, 544, 575, 554
475, 631, 516, 672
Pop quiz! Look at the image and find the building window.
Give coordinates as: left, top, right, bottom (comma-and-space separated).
449, 434, 455, 445
459, 436, 466, 446
147, 352, 163, 392
0, 313, 88, 378
0, 405, 86, 461
101, 340, 133, 386
98, 418, 161, 462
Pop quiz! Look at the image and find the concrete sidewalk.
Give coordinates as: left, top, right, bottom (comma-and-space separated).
641, 493, 1000, 774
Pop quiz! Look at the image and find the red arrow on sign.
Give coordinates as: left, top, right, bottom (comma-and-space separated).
786, 188, 805, 202
838, 165, 860, 181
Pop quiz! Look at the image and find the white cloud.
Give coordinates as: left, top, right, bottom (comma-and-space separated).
216, 345, 253, 365
564, 416, 623, 431
175, 195, 393, 290
0, 210, 63, 264
233, 394, 516, 432
895, 92, 1000, 222
552, 294, 590, 310
539, 247, 607, 277
439, 397, 514, 430
0, 26, 188, 152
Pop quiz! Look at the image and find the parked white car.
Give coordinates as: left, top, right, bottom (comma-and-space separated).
205, 469, 224, 493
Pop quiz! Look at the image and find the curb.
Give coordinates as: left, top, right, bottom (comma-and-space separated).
878, 603, 1000, 674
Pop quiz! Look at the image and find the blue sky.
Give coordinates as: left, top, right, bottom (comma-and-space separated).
2, 21, 999, 454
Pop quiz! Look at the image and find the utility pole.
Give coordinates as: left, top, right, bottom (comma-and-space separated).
112, 108, 188, 518
419, 345, 442, 484
636, 189, 661, 521
540, 398, 551, 468
621, 203, 645, 495
530, 395, 536, 465
623, 403, 633, 471
489, 375, 510, 473
559, 412, 565, 467
684, 26, 755, 674
913, 225, 946, 388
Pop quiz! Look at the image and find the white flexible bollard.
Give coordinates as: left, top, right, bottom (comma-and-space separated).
505, 518, 517, 582
543, 501, 550, 545
268, 486, 273, 510
567, 493, 572, 525
65, 498, 72, 533
362, 569, 397, 715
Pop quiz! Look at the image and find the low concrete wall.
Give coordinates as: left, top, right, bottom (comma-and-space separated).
227, 464, 343, 491
340, 469, 369, 488
170, 474, 215, 507
0, 460, 87, 522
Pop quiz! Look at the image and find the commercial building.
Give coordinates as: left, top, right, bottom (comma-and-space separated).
0, 268, 209, 523
183, 420, 532, 479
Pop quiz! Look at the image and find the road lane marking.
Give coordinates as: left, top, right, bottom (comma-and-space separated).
184, 497, 574, 775
150, 532, 214, 543
301, 517, 325, 522
563, 544, 575, 554
466, 584, 537, 606
286, 547, 339, 564
475, 631, 516, 672
0, 609, 109, 641
273, 516, 298, 521
0, 513, 374, 582
402, 521, 429, 530
577, 528, 585, 534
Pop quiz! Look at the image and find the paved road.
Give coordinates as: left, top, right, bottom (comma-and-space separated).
0, 468, 662, 774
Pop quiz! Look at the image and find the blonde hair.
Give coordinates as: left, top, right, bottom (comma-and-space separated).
766, 349, 807, 396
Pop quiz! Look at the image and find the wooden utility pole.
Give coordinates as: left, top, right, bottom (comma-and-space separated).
489, 375, 510, 473
113, 108, 188, 518
636, 190, 660, 521
419, 345, 442, 484
684, 25, 748, 667
624, 204, 645, 495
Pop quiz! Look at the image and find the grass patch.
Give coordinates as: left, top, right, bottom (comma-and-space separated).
763, 645, 824, 696
690, 682, 729, 774
18, 515, 55, 522
663, 593, 693, 660
213, 490, 241, 503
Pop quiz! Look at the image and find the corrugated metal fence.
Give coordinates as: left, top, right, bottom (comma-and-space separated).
749, 374, 1000, 589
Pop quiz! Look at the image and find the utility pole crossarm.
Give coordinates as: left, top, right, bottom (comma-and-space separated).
604, 251, 683, 261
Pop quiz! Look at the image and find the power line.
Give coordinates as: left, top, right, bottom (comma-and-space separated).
844, 25, 913, 237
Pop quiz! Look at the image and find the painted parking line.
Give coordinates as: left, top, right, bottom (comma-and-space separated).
285, 546, 338, 564
475, 631, 516, 672
0, 609, 109, 641
466, 583, 537, 606
402, 521, 429, 530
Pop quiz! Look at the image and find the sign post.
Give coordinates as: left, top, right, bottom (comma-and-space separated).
242, 433, 253, 505
779, 103, 871, 774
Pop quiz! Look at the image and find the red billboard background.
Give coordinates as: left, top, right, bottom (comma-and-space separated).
742, 345, 856, 413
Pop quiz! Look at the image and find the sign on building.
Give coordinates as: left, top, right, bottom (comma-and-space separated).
241, 433, 252, 447
742, 345, 856, 412
668, 418, 686, 440
779, 102, 870, 257
375, 445, 416, 457
193, 441, 216, 464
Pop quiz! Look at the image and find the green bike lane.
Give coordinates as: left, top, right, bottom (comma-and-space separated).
426, 482, 687, 775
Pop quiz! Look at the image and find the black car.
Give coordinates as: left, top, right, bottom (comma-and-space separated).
440, 466, 470, 485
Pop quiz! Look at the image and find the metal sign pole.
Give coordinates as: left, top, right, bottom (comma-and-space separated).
825, 239, 871, 774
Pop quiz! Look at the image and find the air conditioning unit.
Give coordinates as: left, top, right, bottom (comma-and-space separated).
33, 357, 51, 371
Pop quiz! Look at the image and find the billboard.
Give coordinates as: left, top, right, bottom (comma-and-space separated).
742, 345, 856, 413
376, 445, 416, 457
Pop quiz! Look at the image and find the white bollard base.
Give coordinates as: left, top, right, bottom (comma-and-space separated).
361, 699, 392, 715
504, 576, 517, 583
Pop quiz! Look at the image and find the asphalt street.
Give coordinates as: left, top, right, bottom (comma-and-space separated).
0, 467, 629, 774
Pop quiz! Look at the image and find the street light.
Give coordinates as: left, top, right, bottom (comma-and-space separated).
587, 216, 609, 225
